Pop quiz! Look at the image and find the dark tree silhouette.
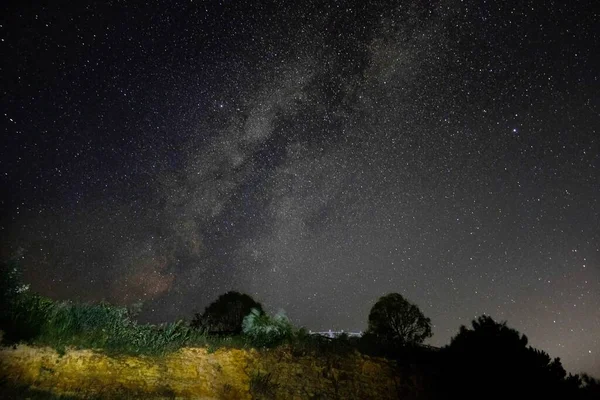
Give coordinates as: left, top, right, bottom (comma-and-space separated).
579, 374, 600, 400
191, 291, 263, 335
367, 293, 432, 347
440, 315, 583, 400
0, 258, 43, 343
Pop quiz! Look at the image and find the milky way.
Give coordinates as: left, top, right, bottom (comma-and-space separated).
1, 0, 598, 376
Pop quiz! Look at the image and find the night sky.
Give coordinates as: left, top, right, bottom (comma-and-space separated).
1, 0, 598, 376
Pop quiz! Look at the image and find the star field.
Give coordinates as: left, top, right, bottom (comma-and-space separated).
1, 0, 598, 376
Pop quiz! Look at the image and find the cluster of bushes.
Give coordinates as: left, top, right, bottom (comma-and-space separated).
1, 259, 599, 399
0, 259, 393, 357
0, 260, 240, 355
241, 308, 294, 347
190, 290, 296, 348
0, 260, 304, 356
1, 297, 211, 356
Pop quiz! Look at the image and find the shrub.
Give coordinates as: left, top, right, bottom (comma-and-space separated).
242, 308, 293, 347
191, 291, 263, 335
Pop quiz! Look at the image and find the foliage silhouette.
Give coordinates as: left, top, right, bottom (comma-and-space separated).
191, 291, 264, 335
0, 259, 51, 343
440, 315, 583, 400
579, 374, 600, 400
2, 260, 599, 399
289, 328, 358, 357
367, 293, 432, 348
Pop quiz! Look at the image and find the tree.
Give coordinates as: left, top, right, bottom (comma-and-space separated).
367, 293, 432, 347
191, 291, 263, 335
447, 314, 528, 352
0, 258, 53, 343
580, 374, 600, 400
440, 315, 582, 399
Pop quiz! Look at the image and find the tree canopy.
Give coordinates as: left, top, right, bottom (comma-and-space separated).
367, 292, 432, 346
191, 291, 263, 335
440, 315, 583, 399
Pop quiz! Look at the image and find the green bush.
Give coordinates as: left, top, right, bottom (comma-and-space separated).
33, 302, 224, 356
242, 308, 293, 347
1, 260, 250, 355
